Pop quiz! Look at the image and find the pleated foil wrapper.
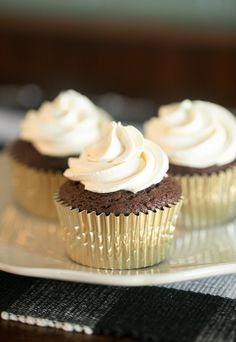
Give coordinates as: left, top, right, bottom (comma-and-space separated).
55, 194, 183, 270
175, 164, 236, 229
8, 155, 66, 220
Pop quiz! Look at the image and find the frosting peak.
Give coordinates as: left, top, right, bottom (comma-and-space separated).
20, 90, 110, 157
144, 100, 236, 168
64, 122, 169, 193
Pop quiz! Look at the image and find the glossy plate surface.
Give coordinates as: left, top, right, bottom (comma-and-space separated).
1, 154, 236, 286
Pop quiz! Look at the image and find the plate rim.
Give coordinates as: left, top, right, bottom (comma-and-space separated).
1, 152, 236, 286
1, 260, 236, 286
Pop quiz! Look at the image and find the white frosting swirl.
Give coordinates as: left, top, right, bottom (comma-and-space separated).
20, 90, 110, 157
144, 100, 236, 168
64, 122, 169, 193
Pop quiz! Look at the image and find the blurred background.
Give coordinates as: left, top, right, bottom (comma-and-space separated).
0, 0, 236, 145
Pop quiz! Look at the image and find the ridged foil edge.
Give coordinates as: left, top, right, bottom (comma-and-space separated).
8, 154, 66, 219
54, 194, 183, 270
175, 164, 236, 229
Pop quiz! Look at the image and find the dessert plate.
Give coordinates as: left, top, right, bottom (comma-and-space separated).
1, 154, 236, 286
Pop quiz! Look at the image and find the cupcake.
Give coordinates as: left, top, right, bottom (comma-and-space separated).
144, 99, 236, 228
55, 122, 183, 270
8, 90, 110, 219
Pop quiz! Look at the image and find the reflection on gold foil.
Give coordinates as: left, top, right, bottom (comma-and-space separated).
175, 165, 236, 229
55, 195, 183, 270
8, 155, 65, 219
1, 154, 236, 280
0, 193, 236, 277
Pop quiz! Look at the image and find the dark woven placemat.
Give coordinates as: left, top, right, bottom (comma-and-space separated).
1, 271, 236, 341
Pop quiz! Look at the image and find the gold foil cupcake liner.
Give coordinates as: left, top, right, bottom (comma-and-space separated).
8, 155, 65, 220
54, 195, 183, 270
175, 165, 236, 229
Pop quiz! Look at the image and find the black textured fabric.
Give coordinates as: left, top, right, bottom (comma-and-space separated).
95, 286, 236, 342
0, 272, 35, 311
1, 271, 236, 342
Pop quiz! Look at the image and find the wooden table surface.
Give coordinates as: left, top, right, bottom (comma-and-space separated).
0, 319, 137, 342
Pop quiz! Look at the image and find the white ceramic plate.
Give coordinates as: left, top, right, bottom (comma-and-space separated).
1, 154, 236, 286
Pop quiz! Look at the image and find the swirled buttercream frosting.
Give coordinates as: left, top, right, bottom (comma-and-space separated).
144, 100, 236, 168
64, 121, 169, 193
20, 90, 110, 157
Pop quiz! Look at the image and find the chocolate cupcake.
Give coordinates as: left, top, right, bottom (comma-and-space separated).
55, 122, 183, 270
8, 90, 110, 219
144, 99, 236, 228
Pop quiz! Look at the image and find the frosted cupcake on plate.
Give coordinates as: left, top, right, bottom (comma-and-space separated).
55, 121, 183, 270
8, 90, 110, 219
144, 99, 236, 228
